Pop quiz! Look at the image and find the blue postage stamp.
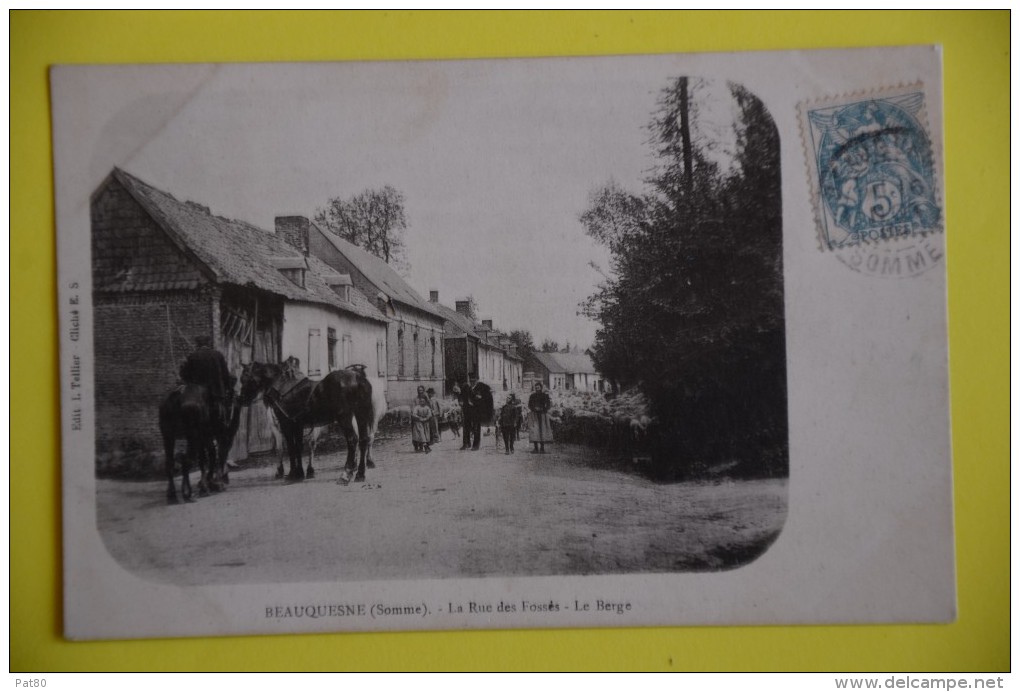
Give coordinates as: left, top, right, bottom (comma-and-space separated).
802, 89, 942, 251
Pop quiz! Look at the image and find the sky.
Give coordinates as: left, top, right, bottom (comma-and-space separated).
73, 58, 742, 349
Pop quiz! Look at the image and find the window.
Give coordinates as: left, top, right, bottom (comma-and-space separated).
430, 336, 436, 377
413, 332, 420, 378
308, 328, 321, 377
397, 327, 405, 376
279, 268, 305, 289
342, 334, 353, 368
327, 327, 337, 371
269, 257, 308, 289
377, 338, 385, 377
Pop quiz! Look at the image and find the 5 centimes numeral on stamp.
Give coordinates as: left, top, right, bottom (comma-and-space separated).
799, 85, 944, 278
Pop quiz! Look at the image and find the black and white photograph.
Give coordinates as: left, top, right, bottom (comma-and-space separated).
53, 49, 954, 639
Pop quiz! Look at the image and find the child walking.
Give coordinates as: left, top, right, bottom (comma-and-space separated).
498, 393, 523, 454
411, 395, 433, 453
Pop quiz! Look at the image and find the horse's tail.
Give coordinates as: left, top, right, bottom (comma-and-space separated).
158, 388, 181, 437
368, 375, 387, 433
350, 374, 387, 440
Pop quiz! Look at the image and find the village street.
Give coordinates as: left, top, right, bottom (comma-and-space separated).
97, 431, 787, 586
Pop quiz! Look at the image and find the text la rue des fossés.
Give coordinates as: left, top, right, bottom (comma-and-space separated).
68, 282, 83, 431
447, 598, 632, 615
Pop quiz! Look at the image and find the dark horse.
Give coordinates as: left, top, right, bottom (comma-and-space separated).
239, 362, 380, 485
158, 384, 241, 504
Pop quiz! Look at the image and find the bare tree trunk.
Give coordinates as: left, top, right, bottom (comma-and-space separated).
679, 76, 693, 200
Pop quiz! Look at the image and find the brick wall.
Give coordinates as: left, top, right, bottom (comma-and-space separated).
94, 293, 213, 463
275, 216, 310, 256
92, 178, 205, 293
91, 176, 219, 475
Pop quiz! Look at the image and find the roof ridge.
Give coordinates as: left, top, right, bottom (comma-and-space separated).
105, 168, 387, 324
312, 225, 442, 319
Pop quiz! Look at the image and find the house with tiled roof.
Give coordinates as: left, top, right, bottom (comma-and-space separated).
526, 351, 604, 393
90, 168, 389, 463
473, 319, 524, 393
275, 216, 446, 404
428, 298, 482, 391
427, 295, 524, 394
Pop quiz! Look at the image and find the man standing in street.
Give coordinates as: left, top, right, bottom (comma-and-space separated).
469, 379, 494, 450
459, 380, 474, 450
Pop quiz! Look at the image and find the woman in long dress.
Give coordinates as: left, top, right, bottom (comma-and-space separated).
411, 396, 433, 453
528, 383, 553, 454
427, 387, 442, 443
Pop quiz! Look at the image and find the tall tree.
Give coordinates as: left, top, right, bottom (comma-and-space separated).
508, 329, 535, 362
580, 78, 786, 479
578, 180, 650, 254
314, 186, 410, 272
461, 295, 479, 321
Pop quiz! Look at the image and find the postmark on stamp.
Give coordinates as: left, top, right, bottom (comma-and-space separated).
800, 86, 944, 277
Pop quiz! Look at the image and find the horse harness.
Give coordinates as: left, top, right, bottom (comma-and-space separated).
264, 372, 315, 424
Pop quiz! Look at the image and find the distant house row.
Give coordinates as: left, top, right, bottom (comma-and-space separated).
90, 168, 595, 461
526, 351, 605, 393
430, 297, 523, 394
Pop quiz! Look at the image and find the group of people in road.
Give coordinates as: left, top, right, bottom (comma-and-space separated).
177, 338, 557, 461
410, 380, 554, 455
177, 337, 558, 463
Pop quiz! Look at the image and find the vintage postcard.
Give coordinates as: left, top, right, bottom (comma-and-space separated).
52, 46, 953, 640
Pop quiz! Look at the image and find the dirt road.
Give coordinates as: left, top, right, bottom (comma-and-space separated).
97, 431, 787, 585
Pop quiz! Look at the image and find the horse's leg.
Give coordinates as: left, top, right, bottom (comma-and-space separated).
181, 438, 195, 501
354, 413, 371, 482
163, 434, 178, 504
271, 411, 286, 479
305, 427, 318, 480
276, 437, 286, 480
218, 435, 230, 486
286, 424, 305, 481
208, 437, 224, 492
336, 418, 359, 485
194, 435, 211, 497
365, 420, 376, 469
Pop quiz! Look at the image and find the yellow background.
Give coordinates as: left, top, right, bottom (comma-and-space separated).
11, 11, 1008, 671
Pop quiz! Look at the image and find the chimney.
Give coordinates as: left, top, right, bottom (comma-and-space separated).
455, 300, 472, 318
481, 319, 493, 330
275, 216, 310, 256
429, 290, 439, 303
